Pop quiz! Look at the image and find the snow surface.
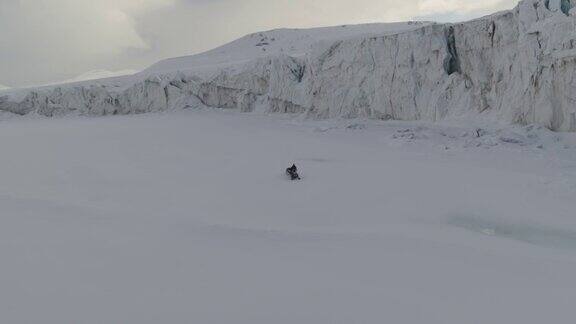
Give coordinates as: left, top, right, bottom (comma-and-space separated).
1, 109, 575, 323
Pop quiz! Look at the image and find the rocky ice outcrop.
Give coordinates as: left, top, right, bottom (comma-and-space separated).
1, 0, 576, 131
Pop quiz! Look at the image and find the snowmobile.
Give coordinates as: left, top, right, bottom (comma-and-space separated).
286, 164, 301, 180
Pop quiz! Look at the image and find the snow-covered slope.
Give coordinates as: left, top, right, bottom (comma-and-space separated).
0, 84, 10, 91
143, 22, 430, 74
1, 109, 575, 323
1, 0, 576, 131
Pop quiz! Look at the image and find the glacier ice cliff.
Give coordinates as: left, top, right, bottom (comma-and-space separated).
1, 0, 576, 131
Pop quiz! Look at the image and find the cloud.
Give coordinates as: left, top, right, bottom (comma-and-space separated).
3, 2, 137, 53
0, 0, 175, 87
418, 0, 507, 13
414, 0, 517, 21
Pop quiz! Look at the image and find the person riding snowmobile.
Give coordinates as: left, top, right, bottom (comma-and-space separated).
286, 164, 300, 180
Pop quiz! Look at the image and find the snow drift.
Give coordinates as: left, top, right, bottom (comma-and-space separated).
1, 0, 576, 131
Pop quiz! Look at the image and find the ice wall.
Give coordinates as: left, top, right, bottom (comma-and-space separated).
1, 0, 575, 131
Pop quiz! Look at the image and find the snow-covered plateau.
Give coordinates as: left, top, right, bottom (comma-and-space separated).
1, 109, 575, 323
2, 0, 576, 131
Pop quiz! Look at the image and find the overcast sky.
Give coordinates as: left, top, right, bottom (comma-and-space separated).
0, 0, 518, 88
